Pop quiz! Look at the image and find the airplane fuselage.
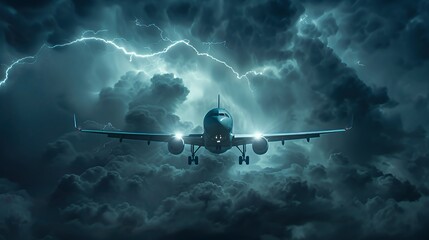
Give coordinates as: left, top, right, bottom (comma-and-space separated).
203, 108, 233, 154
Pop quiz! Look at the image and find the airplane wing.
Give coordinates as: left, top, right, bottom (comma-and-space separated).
232, 127, 351, 146
74, 115, 204, 146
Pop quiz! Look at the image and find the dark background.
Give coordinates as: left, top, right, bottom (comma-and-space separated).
0, 0, 428, 239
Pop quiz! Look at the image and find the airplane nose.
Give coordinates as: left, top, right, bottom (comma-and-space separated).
205, 116, 225, 130
203, 113, 232, 135
211, 116, 224, 126
214, 116, 224, 122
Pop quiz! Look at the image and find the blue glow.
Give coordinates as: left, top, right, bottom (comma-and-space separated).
1, 24, 263, 87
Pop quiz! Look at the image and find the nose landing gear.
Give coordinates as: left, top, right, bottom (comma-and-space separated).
236, 144, 250, 165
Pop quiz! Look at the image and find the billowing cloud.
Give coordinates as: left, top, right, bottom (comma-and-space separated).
0, 0, 428, 239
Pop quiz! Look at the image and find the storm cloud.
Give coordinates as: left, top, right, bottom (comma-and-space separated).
0, 0, 428, 239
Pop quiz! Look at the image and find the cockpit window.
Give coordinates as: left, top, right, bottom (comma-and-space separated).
206, 110, 231, 118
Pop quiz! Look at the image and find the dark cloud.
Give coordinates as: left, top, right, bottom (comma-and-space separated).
166, 1, 198, 26
0, 0, 428, 239
128, 73, 189, 112
0, 187, 32, 240
291, 36, 415, 161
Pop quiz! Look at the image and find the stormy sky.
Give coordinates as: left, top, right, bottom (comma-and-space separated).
0, 0, 428, 239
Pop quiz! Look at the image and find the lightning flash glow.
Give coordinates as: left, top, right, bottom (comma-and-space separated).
253, 132, 263, 139
1, 23, 263, 87
174, 132, 183, 139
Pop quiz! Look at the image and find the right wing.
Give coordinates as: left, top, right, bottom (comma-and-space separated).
233, 116, 353, 146
233, 128, 351, 146
74, 115, 204, 146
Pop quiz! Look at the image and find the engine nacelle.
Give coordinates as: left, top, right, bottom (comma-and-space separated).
252, 137, 269, 155
168, 137, 185, 155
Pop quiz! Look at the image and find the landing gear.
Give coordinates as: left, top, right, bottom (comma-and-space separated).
236, 145, 250, 165
188, 156, 199, 165
188, 145, 201, 165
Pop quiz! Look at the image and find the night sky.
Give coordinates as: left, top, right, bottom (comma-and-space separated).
1, 0, 429, 239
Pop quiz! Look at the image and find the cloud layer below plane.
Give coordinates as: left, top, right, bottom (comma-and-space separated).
0, 0, 429, 239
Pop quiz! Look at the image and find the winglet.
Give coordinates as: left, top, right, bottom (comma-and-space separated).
73, 114, 80, 131
345, 115, 354, 131
218, 94, 220, 108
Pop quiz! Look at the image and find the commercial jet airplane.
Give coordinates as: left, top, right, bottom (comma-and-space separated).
74, 95, 352, 165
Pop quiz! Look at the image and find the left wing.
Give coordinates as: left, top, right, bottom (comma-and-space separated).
74, 115, 204, 146
232, 127, 351, 146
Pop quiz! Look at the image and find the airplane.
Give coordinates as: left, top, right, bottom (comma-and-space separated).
74, 95, 352, 165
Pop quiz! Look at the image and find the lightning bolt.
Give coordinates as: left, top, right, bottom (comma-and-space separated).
1, 24, 262, 87
202, 41, 226, 53
2, 55, 37, 87
134, 20, 173, 43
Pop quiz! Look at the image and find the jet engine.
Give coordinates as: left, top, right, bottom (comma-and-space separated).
168, 137, 185, 155
252, 137, 268, 155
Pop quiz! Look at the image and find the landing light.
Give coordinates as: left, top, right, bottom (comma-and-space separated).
253, 132, 263, 139
174, 132, 183, 139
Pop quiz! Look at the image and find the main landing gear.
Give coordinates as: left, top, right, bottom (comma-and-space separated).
188, 145, 201, 165
236, 144, 250, 165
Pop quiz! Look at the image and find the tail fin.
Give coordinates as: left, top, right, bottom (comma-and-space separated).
346, 114, 354, 131
218, 94, 220, 108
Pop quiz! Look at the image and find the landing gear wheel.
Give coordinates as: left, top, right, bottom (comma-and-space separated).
236, 145, 250, 165
188, 145, 201, 165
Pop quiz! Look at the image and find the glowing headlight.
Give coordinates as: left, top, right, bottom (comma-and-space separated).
253, 132, 263, 139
